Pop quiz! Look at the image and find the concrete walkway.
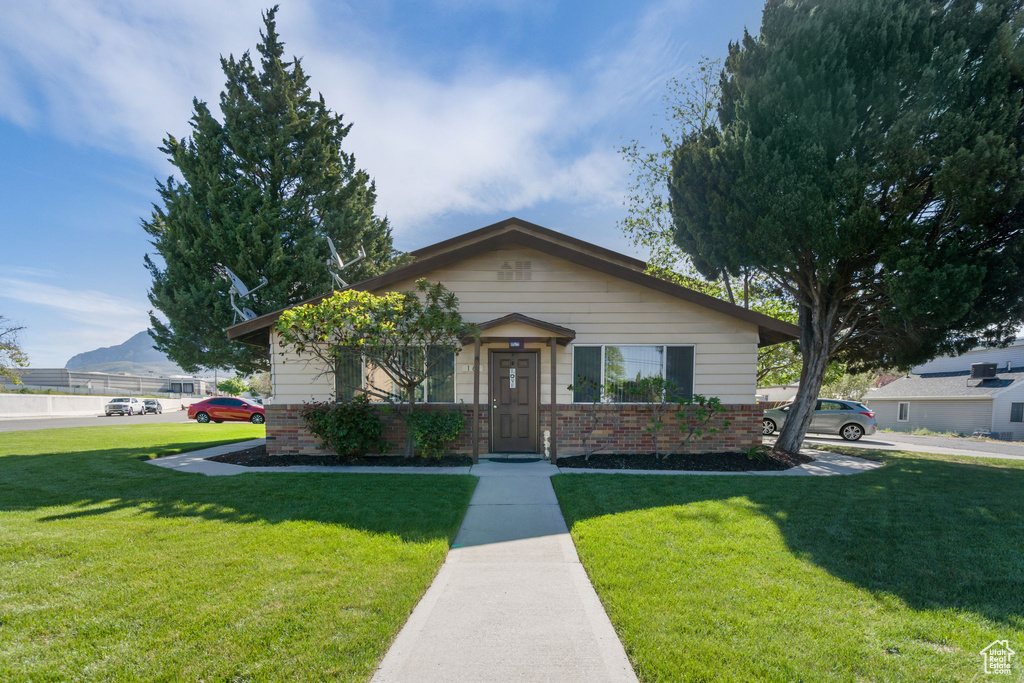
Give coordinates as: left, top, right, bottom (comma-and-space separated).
370, 458, 637, 683
146, 443, 886, 682
149, 440, 881, 477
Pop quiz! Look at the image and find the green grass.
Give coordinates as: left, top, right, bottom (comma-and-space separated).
553, 450, 1024, 682
0, 424, 476, 682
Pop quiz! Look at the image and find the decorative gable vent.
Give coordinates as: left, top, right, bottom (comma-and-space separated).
497, 260, 532, 281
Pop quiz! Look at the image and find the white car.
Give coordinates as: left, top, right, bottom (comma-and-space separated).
105, 397, 144, 416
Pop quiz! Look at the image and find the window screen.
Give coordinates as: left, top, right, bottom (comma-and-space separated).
335, 351, 362, 401
665, 346, 694, 399
427, 347, 455, 403
898, 402, 909, 421
573, 346, 602, 403
1011, 403, 1024, 423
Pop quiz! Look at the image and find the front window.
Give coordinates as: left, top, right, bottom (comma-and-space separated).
897, 402, 910, 422
336, 348, 456, 403
572, 345, 694, 403
1011, 402, 1023, 423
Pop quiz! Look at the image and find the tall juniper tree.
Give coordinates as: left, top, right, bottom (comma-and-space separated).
670, 0, 1024, 453
144, 6, 396, 374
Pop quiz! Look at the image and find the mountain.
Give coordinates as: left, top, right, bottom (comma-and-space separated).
65, 331, 188, 376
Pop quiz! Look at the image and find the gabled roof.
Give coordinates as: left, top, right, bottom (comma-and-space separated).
226, 217, 801, 348
466, 313, 576, 346
865, 369, 1024, 400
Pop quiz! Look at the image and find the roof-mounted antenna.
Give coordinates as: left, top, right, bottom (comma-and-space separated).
216, 265, 268, 322
326, 237, 366, 289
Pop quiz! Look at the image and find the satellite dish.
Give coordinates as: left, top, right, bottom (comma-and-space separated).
326, 238, 366, 289
216, 265, 268, 322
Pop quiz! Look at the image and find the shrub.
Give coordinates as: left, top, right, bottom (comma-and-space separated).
300, 395, 389, 458
405, 409, 465, 458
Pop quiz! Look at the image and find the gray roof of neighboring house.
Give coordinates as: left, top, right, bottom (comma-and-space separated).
865, 369, 1024, 400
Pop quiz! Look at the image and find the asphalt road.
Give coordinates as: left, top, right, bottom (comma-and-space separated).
0, 410, 194, 432
786, 432, 1024, 460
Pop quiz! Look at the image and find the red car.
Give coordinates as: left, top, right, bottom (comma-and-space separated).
188, 397, 266, 424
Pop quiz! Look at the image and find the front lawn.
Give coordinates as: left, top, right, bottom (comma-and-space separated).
553, 451, 1024, 682
0, 424, 476, 682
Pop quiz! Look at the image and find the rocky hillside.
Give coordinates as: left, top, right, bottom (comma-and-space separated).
65, 331, 186, 376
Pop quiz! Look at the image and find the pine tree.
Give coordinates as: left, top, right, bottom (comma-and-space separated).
144, 6, 397, 374
669, 0, 1024, 453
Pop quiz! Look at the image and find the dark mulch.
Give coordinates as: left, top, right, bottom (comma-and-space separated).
555, 450, 814, 471
209, 444, 474, 468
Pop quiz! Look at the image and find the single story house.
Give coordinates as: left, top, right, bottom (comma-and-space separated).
226, 218, 800, 462
865, 338, 1024, 439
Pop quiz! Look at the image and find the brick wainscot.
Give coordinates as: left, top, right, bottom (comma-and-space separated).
264, 403, 763, 462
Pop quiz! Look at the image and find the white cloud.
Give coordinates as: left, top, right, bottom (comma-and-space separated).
0, 276, 150, 366
0, 0, 691, 234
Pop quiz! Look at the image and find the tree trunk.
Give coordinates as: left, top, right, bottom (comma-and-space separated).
773, 302, 833, 454
404, 385, 417, 457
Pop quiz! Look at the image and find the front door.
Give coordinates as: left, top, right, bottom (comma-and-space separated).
491, 351, 538, 452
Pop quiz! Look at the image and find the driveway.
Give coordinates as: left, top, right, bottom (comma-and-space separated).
0, 410, 193, 432
779, 432, 1024, 461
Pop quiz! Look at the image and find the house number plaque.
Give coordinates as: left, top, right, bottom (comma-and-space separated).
509, 368, 517, 389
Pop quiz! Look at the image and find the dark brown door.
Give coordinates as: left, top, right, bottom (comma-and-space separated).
491, 352, 538, 452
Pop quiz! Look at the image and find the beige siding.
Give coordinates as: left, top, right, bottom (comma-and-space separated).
990, 384, 1024, 440
868, 398, 992, 434
271, 245, 759, 404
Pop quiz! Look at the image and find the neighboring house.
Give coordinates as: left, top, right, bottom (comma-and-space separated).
227, 218, 800, 461
757, 383, 799, 405
865, 338, 1024, 439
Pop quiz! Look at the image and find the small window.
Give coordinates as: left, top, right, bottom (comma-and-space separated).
1011, 403, 1024, 423
898, 402, 910, 422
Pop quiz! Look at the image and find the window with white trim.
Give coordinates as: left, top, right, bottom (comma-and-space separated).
897, 401, 910, 422
572, 344, 694, 403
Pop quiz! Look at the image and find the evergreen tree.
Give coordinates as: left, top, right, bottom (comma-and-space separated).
144, 6, 397, 374
669, 0, 1024, 453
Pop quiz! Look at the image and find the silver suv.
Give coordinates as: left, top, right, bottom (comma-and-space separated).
105, 397, 144, 416
762, 399, 877, 441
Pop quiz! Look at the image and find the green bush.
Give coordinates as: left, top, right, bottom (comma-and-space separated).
405, 409, 465, 458
300, 396, 389, 458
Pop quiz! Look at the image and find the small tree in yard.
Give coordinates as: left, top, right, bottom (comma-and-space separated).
669, 0, 1024, 454
216, 377, 248, 396
0, 316, 29, 385
566, 377, 622, 461
275, 279, 469, 456
247, 371, 272, 397
628, 376, 729, 459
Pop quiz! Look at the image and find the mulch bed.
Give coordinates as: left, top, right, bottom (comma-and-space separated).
209, 444, 474, 468
555, 450, 814, 471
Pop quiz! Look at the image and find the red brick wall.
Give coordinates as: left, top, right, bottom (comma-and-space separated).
265, 402, 761, 459
543, 404, 762, 457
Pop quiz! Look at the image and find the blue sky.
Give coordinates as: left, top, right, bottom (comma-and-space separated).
0, 0, 764, 367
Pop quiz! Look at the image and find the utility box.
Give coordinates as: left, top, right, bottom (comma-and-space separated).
971, 362, 998, 379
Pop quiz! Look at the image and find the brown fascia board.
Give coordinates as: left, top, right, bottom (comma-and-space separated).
409, 217, 647, 271
226, 228, 800, 348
